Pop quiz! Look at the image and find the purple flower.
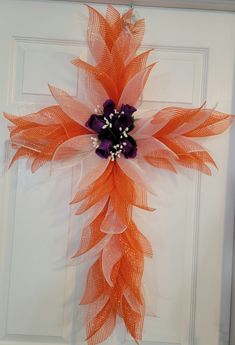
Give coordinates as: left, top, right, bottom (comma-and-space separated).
113, 115, 133, 132
86, 99, 138, 160
103, 99, 115, 117
122, 138, 137, 158
96, 139, 113, 158
120, 104, 137, 116
86, 114, 105, 133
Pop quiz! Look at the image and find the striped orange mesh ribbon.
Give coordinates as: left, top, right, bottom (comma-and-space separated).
3, 5, 233, 344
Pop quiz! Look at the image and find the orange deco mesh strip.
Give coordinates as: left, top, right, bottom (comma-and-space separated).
72, 162, 152, 344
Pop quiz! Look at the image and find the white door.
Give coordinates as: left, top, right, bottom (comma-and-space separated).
0, 1, 235, 345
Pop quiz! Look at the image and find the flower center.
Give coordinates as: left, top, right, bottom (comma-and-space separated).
85, 99, 137, 160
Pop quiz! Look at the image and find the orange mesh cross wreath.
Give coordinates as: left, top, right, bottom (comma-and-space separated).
3, 5, 233, 345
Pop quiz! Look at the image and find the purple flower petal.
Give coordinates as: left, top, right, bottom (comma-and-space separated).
103, 99, 115, 117
113, 115, 133, 132
122, 138, 137, 158
96, 139, 113, 158
120, 104, 137, 116
86, 114, 105, 133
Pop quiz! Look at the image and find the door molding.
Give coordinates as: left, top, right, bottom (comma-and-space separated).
52, 0, 235, 12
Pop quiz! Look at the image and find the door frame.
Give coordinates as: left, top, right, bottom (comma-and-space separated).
51, 0, 235, 12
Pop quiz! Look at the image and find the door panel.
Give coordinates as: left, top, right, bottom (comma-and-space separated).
0, 2, 235, 345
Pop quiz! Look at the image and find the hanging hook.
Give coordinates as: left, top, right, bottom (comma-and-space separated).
129, 3, 139, 23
